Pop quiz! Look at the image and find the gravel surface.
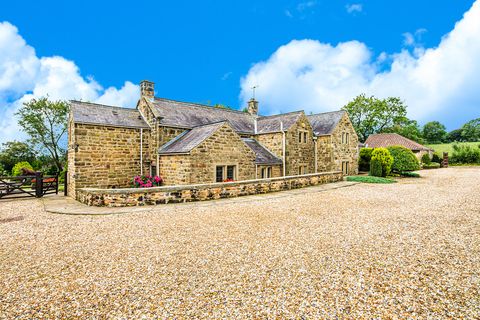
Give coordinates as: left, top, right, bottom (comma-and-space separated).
1, 167, 479, 318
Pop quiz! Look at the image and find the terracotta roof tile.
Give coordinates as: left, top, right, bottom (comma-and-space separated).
365, 133, 432, 151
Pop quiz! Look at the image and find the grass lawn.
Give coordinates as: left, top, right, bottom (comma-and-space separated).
426, 142, 480, 155
346, 176, 396, 183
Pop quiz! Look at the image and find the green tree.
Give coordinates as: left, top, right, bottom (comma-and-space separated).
446, 128, 464, 143
342, 94, 408, 142
0, 141, 36, 173
11, 161, 34, 176
16, 98, 69, 172
461, 118, 480, 142
422, 121, 447, 144
382, 118, 424, 143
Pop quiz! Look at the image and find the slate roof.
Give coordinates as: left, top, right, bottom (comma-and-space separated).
307, 111, 346, 136
70, 100, 148, 129
257, 112, 303, 134
242, 138, 283, 165
158, 122, 225, 154
365, 133, 432, 151
151, 98, 254, 134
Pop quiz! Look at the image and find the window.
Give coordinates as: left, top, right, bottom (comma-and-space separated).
303, 132, 307, 143
261, 167, 272, 178
216, 166, 224, 182
342, 161, 349, 175
346, 133, 349, 144
226, 165, 235, 180
298, 132, 302, 143
298, 165, 307, 175
216, 165, 236, 182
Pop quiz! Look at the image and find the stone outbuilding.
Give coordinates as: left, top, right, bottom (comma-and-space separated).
67, 80, 359, 196
364, 133, 433, 159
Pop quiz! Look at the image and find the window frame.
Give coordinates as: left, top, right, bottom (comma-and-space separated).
215, 164, 237, 182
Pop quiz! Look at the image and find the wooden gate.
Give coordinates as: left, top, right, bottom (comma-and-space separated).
0, 172, 59, 200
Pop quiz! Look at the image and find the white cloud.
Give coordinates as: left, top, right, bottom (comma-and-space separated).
240, 1, 480, 129
297, 1, 317, 12
0, 21, 139, 144
221, 71, 233, 81
403, 28, 427, 47
346, 3, 363, 14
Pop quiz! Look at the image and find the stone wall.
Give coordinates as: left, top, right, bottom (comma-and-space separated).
76, 171, 343, 207
316, 135, 333, 172
331, 113, 359, 175
285, 114, 315, 175
70, 123, 150, 195
256, 132, 283, 158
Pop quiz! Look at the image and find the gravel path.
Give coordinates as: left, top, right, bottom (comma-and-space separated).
1, 167, 479, 318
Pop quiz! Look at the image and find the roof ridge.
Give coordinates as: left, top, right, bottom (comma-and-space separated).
258, 110, 304, 119
190, 120, 228, 129
154, 97, 250, 116
70, 100, 136, 111
307, 110, 345, 117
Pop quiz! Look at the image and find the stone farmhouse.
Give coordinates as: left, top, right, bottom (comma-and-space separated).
67, 81, 358, 197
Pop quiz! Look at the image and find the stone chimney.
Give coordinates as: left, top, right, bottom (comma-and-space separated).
140, 80, 154, 100
247, 98, 259, 116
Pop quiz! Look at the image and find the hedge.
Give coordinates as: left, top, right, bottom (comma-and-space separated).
359, 148, 373, 171
371, 148, 393, 177
386, 145, 420, 172
423, 162, 441, 169
12, 161, 34, 176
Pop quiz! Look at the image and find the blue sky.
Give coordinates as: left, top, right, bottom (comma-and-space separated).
0, 0, 479, 142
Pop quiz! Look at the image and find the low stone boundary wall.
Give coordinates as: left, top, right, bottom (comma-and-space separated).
76, 171, 343, 207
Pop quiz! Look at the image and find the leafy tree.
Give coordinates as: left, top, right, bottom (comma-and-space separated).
461, 118, 480, 142
12, 161, 34, 176
0, 141, 36, 173
0, 163, 7, 176
422, 121, 447, 144
382, 118, 424, 143
446, 128, 464, 143
16, 98, 69, 172
342, 94, 408, 142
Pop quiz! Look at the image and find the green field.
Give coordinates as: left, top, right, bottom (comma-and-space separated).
426, 142, 480, 155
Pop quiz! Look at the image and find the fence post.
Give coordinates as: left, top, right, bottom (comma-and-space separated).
64, 171, 68, 196
35, 171, 43, 198
442, 152, 449, 168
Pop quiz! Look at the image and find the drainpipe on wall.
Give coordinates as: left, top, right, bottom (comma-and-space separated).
156, 117, 160, 176
281, 121, 286, 177
140, 128, 143, 176
255, 164, 258, 179
313, 136, 318, 173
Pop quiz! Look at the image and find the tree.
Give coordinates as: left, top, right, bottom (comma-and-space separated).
0, 141, 36, 173
16, 98, 69, 172
461, 118, 480, 142
446, 128, 464, 143
342, 94, 408, 142
382, 118, 424, 143
422, 121, 447, 144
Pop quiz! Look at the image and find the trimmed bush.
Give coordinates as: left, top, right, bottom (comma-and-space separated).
359, 148, 373, 172
369, 158, 383, 177
431, 153, 442, 164
387, 145, 420, 172
450, 144, 480, 164
370, 148, 394, 177
423, 162, 441, 169
11, 161, 34, 176
421, 153, 431, 164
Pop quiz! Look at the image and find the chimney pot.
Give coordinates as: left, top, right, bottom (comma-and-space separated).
140, 80, 155, 100
247, 98, 259, 116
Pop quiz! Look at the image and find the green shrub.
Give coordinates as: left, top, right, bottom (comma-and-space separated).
401, 171, 420, 178
11, 161, 34, 176
359, 148, 373, 171
386, 145, 420, 172
423, 162, 441, 169
431, 153, 442, 164
421, 153, 431, 164
371, 148, 394, 177
0, 163, 7, 176
450, 144, 480, 164
346, 176, 396, 184
369, 158, 383, 177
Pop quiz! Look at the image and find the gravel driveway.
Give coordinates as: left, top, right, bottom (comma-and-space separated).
1, 167, 479, 318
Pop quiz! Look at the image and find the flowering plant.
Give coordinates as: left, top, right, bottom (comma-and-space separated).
223, 178, 234, 182
133, 175, 163, 188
